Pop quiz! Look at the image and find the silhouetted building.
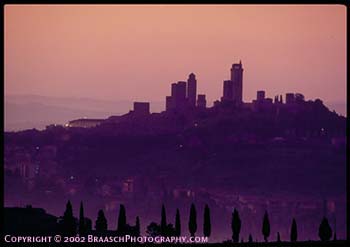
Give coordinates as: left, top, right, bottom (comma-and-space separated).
257, 90, 265, 102
253, 91, 274, 111
4, 205, 59, 235
165, 96, 174, 111
222, 80, 234, 101
67, 118, 104, 128
286, 93, 295, 104
166, 81, 188, 112
221, 61, 244, 104
133, 102, 150, 115
264, 98, 273, 104
165, 83, 179, 111
176, 81, 187, 103
213, 100, 221, 107
295, 93, 305, 103
231, 61, 244, 104
171, 83, 177, 98
197, 94, 206, 109
274, 95, 283, 104
187, 73, 197, 107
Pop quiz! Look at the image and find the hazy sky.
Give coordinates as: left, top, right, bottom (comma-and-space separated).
5, 4, 347, 106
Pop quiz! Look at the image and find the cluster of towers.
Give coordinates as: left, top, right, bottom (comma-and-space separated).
221, 61, 244, 105
165, 61, 244, 113
254, 91, 305, 106
165, 73, 206, 112
273, 94, 284, 104
164, 60, 305, 113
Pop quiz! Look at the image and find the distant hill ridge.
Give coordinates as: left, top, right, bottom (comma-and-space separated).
5, 94, 164, 131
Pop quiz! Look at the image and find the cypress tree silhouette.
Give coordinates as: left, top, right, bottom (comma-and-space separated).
231, 208, 241, 243
203, 204, 211, 237
95, 209, 108, 232
318, 217, 332, 241
262, 210, 270, 242
135, 217, 140, 237
248, 234, 253, 243
333, 218, 337, 241
175, 208, 181, 237
117, 204, 127, 234
62, 200, 76, 236
78, 201, 86, 235
277, 232, 281, 242
160, 204, 167, 236
188, 203, 197, 237
290, 218, 297, 242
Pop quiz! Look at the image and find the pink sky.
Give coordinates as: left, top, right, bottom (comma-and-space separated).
4, 5, 347, 106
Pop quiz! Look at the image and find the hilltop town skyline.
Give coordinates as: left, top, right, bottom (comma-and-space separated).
23, 60, 347, 129
5, 91, 346, 131
5, 60, 347, 131
5, 5, 346, 105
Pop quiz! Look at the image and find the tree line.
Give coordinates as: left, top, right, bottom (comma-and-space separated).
59, 200, 336, 242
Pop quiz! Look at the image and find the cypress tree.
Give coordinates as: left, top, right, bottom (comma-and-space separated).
203, 204, 211, 237
318, 217, 332, 241
188, 203, 197, 237
262, 210, 270, 242
160, 204, 167, 236
333, 218, 337, 241
290, 218, 297, 242
135, 217, 140, 237
79, 201, 86, 235
175, 208, 181, 237
62, 200, 76, 236
231, 208, 241, 243
95, 209, 108, 232
117, 204, 127, 234
248, 234, 253, 243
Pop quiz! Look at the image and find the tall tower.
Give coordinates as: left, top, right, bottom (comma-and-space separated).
171, 83, 177, 98
176, 81, 187, 110
165, 96, 173, 111
169, 83, 178, 109
187, 73, 197, 107
231, 60, 244, 104
176, 81, 186, 101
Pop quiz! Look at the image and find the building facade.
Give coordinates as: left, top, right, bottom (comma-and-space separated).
231, 61, 244, 104
222, 80, 234, 102
187, 73, 197, 107
67, 119, 104, 128
197, 94, 207, 109
133, 102, 150, 115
